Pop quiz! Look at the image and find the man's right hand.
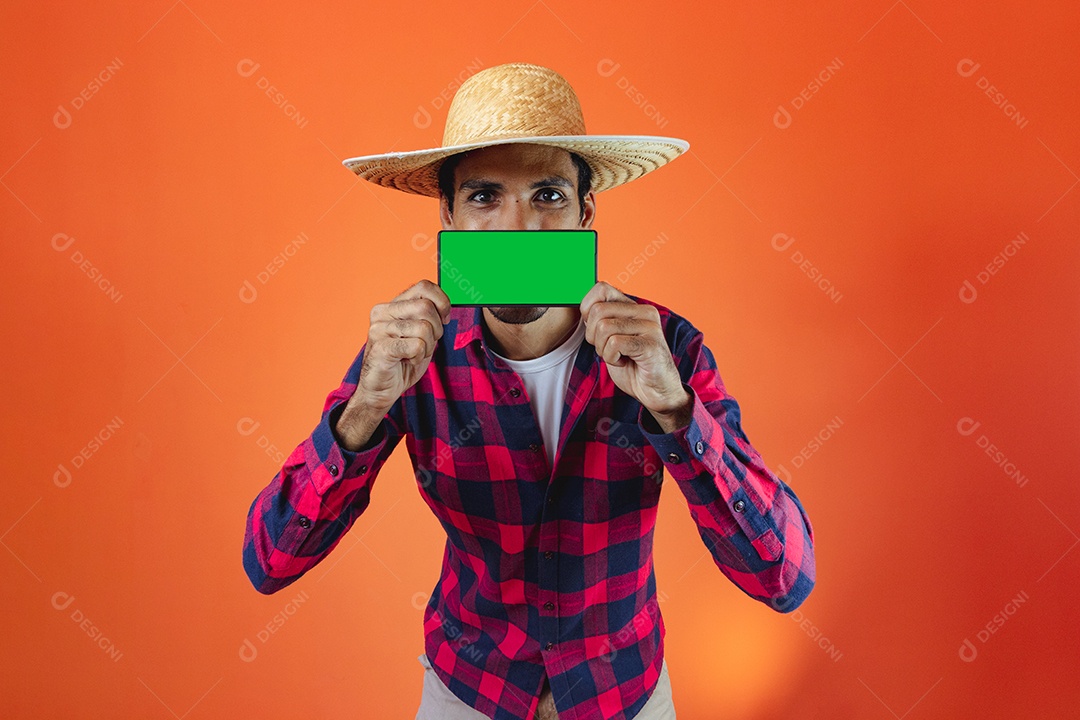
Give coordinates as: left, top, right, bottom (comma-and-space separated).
336, 279, 451, 451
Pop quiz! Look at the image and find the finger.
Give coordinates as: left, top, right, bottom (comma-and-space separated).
598, 333, 651, 367
389, 297, 446, 343
395, 279, 451, 324
389, 284, 449, 328
580, 281, 632, 324
381, 335, 427, 362
585, 305, 658, 346
591, 317, 656, 356
589, 315, 654, 350
584, 304, 647, 345
385, 317, 437, 358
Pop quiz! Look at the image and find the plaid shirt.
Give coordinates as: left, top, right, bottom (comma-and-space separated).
243, 293, 816, 720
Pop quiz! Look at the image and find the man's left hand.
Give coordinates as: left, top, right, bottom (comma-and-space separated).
581, 282, 693, 432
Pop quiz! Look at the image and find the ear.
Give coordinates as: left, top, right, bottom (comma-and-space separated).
439, 193, 453, 229
579, 190, 596, 228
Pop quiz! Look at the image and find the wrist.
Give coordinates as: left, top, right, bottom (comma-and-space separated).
649, 388, 693, 433
336, 398, 387, 451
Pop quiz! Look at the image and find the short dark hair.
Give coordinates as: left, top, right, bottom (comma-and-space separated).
437, 149, 593, 220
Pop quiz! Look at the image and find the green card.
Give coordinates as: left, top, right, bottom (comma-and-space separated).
438, 229, 597, 306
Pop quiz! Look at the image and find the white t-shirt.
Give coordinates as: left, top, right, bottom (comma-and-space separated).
490, 317, 587, 468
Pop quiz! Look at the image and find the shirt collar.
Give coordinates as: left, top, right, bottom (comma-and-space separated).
451, 294, 643, 353
452, 305, 485, 351
450, 305, 590, 363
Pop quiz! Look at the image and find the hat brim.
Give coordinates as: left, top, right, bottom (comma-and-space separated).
341, 135, 690, 197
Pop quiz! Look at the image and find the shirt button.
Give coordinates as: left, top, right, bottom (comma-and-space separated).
510, 387, 521, 398
545, 642, 554, 650
547, 496, 554, 504
544, 551, 553, 559
733, 499, 746, 513
667, 452, 680, 463
529, 443, 539, 453
298, 516, 311, 528
329, 464, 338, 476
544, 601, 554, 611
359, 465, 367, 473
695, 440, 704, 455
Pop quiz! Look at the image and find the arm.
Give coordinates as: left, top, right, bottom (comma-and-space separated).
638, 325, 816, 612
242, 343, 406, 595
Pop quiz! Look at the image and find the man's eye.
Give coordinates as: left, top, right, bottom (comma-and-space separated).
537, 189, 565, 202
468, 190, 494, 203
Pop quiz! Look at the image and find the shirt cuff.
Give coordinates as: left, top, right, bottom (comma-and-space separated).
637, 383, 713, 484
308, 399, 388, 496
638, 384, 783, 563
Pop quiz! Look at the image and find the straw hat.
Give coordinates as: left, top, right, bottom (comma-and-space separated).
340, 62, 689, 197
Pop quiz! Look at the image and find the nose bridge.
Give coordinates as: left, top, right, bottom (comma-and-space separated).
500, 192, 541, 230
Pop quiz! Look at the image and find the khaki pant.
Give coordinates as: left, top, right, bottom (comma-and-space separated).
414, 652, 676, 719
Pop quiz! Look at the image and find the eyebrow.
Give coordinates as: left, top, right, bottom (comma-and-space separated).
458, 178, 502, 192
457, 175, 574, 193
530, 176, 573, 189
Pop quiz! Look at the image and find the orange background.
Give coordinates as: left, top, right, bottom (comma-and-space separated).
3, 1, 1078, 717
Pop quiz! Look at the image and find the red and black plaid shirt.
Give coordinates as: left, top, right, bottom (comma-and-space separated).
243, 293, 816, 720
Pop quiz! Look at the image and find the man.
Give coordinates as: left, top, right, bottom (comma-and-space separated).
243, 62, 816, 720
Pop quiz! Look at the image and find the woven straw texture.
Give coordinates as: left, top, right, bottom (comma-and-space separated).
341, 63, 688, 197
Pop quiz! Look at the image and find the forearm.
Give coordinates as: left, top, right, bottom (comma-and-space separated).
648, 387, 693, 434
641, 385, 816, 610
243, 351, 403, 594
243, 405, 390, 594
335, 395, 391, 452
